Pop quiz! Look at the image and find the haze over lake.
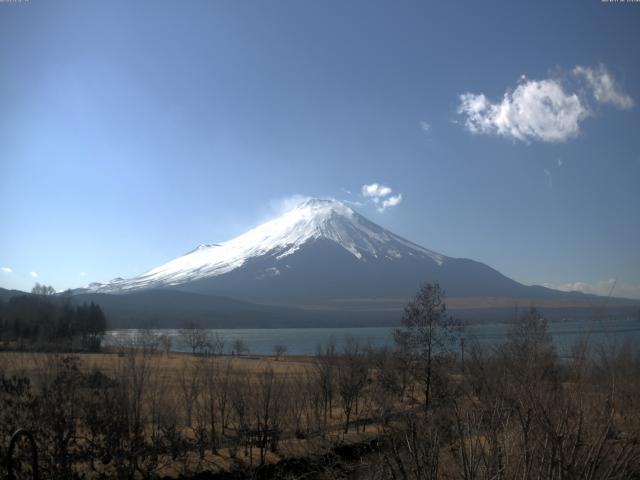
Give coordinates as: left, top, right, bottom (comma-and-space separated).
106, 318, 640, 356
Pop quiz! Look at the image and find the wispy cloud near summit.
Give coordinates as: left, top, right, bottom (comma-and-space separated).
361, 183, 403, 212
362, 183, 392, 199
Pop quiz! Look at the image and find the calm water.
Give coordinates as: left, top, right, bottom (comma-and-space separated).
105, 317, 640, 356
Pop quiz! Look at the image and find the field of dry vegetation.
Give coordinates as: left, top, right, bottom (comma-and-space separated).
2, 288, 640, 479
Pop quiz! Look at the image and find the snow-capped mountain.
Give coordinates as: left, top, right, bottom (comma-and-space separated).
71, 198, 639, 327
86, 198, 560, 304
89, 199, 443, 292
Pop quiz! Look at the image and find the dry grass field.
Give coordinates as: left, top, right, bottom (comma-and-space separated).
0, 351, 315, 385
3, 307, 640, 479
0, 348, 387, 478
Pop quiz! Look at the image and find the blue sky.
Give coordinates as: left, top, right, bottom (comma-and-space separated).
1, 0, 639, 298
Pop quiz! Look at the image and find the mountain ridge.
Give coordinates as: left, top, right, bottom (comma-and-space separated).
70, 198, 639, 322
86, 198, 445, 294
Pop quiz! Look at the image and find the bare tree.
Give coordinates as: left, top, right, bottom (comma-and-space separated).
285, 372, 311, 438
230, 373, 252, 459
159, 333, 172, 356
251, 365, 286, 464
216, 358, 235, 436
31, 282, 56, 296
211, 332, 225, 355
273, 344, 287, 360
177, 359, 202, 428
112, 337, 160, 476
200, 355, 223, 454
315, 338, 337, 433
133, 328, 161, 354
394, 282, 456, 411
300, 369, 325, 437
336, 337, 368, 433
232, 337, 249, 356
180, 322, 211, 355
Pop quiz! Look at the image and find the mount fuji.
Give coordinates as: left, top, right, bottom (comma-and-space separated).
68, 198, 640, 327
84, 198, 569, 308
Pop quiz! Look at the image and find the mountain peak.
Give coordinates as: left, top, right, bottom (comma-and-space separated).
87, 197, 443, 293
292, 197, 354, 217
298, 197, 346, 208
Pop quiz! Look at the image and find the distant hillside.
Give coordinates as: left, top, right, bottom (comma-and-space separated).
3, 286, 638, 329
70, 289, 399, 328
59, 288, 640, 328
0, 287, 28, 302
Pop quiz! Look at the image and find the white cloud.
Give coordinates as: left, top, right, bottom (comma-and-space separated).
543, 278, 640, 299
30, 271, 38, 278
458, 64, 634, 144
557, 158, 564, 167
1, 266, 12, 273
378, 194, 403, 212
360, 183, 402, 212
543, 169, 552, 188
458, 77, 588, 143
79, 271, 86, 277
573, 64, 634, 110
420, 121, 430, 132
268, 194, 312, 215
361, 183, 392, 199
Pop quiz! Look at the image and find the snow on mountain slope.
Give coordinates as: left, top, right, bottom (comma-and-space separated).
89, 198, 445, 293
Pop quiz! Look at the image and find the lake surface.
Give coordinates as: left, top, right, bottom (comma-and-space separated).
105, 317, 640, 356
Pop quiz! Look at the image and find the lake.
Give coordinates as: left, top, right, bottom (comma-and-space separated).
105, 317, 640, 356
